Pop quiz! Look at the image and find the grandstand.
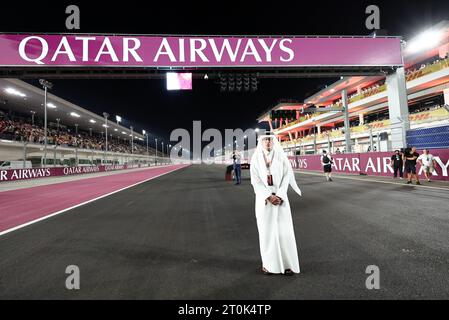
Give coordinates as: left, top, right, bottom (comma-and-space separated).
0, 79, 165, 167
258, 21, 449, 155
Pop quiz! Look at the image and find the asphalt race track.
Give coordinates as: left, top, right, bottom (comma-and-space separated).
1, 165, 448, 299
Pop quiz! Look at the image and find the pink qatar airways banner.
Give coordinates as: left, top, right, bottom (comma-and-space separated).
289, 149, 449, 181
0, 164, 143, 183
0, 34, 403, 67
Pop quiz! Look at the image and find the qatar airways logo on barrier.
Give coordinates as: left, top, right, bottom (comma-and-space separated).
16, 36, 293, 65
291, 150, 449, 181
63, 166, 101, 175
0, 34, 403, 67
0, 168, 51, 182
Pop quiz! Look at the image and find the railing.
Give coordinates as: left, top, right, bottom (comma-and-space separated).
0, 139, 172, 168
281, 106, 449, 148
275, 57, 449, 132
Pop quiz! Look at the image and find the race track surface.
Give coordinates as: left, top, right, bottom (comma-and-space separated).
0, 165, 448, 299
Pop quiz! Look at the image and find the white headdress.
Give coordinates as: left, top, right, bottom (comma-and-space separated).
252, 135, 302, 197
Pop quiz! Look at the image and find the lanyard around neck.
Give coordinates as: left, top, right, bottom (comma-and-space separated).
262, 150, 275, 173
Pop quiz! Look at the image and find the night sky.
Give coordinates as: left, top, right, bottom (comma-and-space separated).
1, 0, 449, 143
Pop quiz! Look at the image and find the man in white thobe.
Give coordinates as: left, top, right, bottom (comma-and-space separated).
250, 135, 302, 275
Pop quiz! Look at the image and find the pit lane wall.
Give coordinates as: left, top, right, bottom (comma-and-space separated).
0, 163, 169, 183
288, 149, 449, 181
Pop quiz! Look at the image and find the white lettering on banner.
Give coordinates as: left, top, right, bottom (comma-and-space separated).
123, 38, 143, 62
74, 36, 96, 61
19, 36, 49, 65
352, 157, 361, 172
280, 39, 294, 62
383, 157, 394, 174
1, 170, 7, 181
209, 39, 242, 63
179, 38, 185, 62
154, 38, 176, 62
9, 168, 51, 181
298, 158, 308, 169
365, 157, 377, 173
63, 167, 82, 175
258, 39, 278, 62
434, 157, 449, 177
289, 159, 297, 169
240, 39, 262, 62
342, 158, 351, 171
333, 158, 342, 171
94, 37, 119, 62
81, 166, 100, 173
190, 39, 209, 63
51, 36, 76, 62
18, 36, 297, 65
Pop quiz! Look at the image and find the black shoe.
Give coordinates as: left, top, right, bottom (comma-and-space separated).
416, 181, 421, 185
284, 269, 295, 276
329, 178, 333, 182
406, 181, 412, 184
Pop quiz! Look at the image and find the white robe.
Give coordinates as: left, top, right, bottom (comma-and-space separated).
250, 150, 301, 274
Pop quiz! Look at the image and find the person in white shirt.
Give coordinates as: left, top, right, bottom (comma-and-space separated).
250, 135, 302, 276
417, 149, 437, 182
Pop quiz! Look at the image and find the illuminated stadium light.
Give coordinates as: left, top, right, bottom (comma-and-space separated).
114, 128, 118, 132
142, 130, 146, 135
89, 119, 96, 124
5, 87, 26, 97
116, 115, 122, 123
122, 131, 127, 135
406, 28, 444, 54
70, 112, 81, 118
46, 103, 57, 109
102, 124, 109, 128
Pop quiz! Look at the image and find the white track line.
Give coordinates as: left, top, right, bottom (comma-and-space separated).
0, 165, 189, 237
295, 170, 449, 191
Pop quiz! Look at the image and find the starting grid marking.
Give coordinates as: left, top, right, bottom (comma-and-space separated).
0, 165, 189, 238
294, 170, 449, 192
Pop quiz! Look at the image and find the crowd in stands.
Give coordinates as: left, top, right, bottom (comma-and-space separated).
348, 82, 385, 101
281, 104, 448, 146
406, 55, 449, 79
277, 55, 449, 132
0, 115, 152, 155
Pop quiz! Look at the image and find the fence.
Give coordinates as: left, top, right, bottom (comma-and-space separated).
289, 149, 449, 181
406, 125, 449, 149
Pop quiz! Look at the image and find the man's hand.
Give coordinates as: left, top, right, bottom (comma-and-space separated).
267, 195, 282, 206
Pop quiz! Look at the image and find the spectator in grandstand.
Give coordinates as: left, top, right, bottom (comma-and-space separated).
250, 135, 302, 276
390, 150, 404, 179
417, 149, 437, 182
320, 150, 333, 182
404, 147, 421, 185
232, 150, 242, 185
0, 115, 150, 156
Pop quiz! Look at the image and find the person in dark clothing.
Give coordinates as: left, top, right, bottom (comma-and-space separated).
232, 151, 242, 185
404, 146, 421, 185
390, 150, 404, 179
